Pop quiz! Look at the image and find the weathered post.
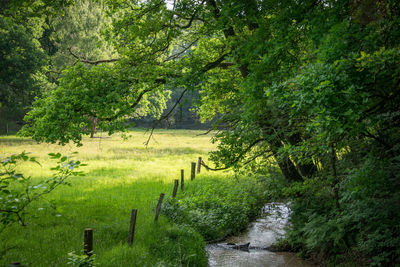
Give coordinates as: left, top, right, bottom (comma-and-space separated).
197, 157, 202, 174
172, 179, 179, 198
128, 209, 137, 245
84, 228, 93, 256
191, 162, 196, 180
181, 169, 184, 191
154, 193, 165, 221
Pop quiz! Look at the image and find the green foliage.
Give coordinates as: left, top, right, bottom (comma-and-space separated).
47, 0, 115, 81
143, 222, 207, 266
163, 175, 270, 241
0, 15, 47, 126
282, 156, 400, 266
96, 222, 207, 267
3, 0, 400, 265
20, 63, 169, 145
67, 252, 96, 267
266, 44, 400, 266
0, 0, 73, 131
0, 152, 85, 229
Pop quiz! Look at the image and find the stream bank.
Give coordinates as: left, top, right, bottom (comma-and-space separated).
206, 203, 313, 267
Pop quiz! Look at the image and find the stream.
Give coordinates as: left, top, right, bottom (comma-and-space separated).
206, 203, 314, 267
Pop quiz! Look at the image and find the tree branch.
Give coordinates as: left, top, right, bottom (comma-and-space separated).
67, 48, 120, 65
201, 53, 229, 72
201, 138, 269, 170
196, 128, 214, 136
105, 88, 153, 122
173, 0, 205, 29
165, 37, 201, 61
144, 88, 188, 146
201, 151, 274, 171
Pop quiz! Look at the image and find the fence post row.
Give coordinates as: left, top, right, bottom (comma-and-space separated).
6, 157, 206, 266
154, 193, 165, 221
84, 228, 93, 256
128, 209, 137, 245
191, 162, 196, 180
47, 158, 205, 260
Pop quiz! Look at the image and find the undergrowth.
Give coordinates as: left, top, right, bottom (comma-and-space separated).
162, 175, 271, 242
282, 157, 400, 266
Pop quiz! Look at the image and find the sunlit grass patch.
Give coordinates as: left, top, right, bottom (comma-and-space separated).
0, 129, 218, 266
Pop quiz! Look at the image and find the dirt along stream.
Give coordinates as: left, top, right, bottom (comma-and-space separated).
206, 203, 314, 267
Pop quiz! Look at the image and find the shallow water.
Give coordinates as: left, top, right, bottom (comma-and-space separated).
206, 203, 313, 267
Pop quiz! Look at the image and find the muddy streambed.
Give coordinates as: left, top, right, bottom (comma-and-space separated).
206, 203, 313, 267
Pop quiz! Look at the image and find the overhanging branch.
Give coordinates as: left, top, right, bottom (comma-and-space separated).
68, 48, 120, 65
201, 150, 274, 171
144, 88, 189, 146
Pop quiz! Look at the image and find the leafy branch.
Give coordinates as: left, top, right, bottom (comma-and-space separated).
0, 152, 85, 231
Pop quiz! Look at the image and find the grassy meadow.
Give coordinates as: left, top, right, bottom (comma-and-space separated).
0, 129, 233, 266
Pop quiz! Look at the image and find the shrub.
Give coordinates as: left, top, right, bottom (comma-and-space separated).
283, 156, 400, 266
162, 175, 270, 241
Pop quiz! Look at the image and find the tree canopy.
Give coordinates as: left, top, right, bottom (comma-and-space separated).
9, 0, 400, 264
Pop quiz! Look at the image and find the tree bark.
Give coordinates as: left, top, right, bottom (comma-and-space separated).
287, 133, 317, 178
270, 139, 303, 182
90, 117, 97, 138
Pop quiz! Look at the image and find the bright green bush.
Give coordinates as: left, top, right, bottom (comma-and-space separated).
162, 175, 270, 241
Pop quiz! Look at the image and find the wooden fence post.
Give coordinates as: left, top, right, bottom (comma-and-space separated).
128, 209, 137, 245
197, 157, 202, 174
181, 169, 184, 191
84, 228, 93, 256
154, 193, 165, 221
172, 179, 179, 198
191, 162, 196, 180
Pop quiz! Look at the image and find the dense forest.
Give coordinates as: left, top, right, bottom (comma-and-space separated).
1, 0, 400, 265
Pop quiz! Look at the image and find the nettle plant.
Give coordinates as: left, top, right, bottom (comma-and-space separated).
0, 152, 85, 230
67, 251, 97, 267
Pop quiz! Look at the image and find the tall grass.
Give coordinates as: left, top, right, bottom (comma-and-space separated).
0, 129, 227, 266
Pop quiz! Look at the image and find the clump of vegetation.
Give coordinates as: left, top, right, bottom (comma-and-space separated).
67, 251, 96, 267
163, 175, 270, 241
95, 220, 207, 267
0, 152, 85, 230
282, 157, 400, 266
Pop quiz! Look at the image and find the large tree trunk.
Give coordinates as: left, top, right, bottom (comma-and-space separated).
287, 133, 317, 178
208, 0, 310, 182
270, 139, 303, 182
277, 156, 303, 182
90, 117, 98, 138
